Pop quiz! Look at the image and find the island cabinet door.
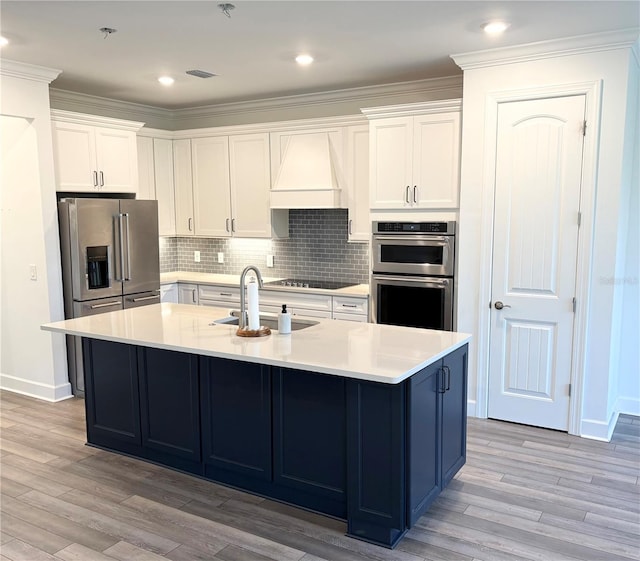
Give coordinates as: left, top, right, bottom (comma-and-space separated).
440, 343, 468, 488
272, 368, 347, 518
345, 379, 406, 549
200, 357, 272, 482
406, 360, 441, 526
137, 348, 201, 467
83, 338, 141, 449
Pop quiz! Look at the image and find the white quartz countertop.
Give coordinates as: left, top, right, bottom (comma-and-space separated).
160, 271, 369, 297
42, 303, 469, 384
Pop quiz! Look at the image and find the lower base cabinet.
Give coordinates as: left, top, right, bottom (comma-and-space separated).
82, 338, 467, 549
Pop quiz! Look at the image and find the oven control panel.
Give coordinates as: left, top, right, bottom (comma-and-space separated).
373, 221, 455, 234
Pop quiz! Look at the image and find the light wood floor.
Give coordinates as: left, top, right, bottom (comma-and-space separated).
0, 390, 638, 561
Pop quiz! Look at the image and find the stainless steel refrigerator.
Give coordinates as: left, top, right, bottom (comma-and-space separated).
58, 197, 160, 395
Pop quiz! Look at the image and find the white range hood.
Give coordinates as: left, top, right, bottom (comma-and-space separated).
270, 131, 345, 209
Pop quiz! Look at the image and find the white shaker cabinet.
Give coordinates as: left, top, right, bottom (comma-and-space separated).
344, 124, 370, 242
160, 283, 178, 303
173, 138, 197, 236
178, 283, 199, 305
364, 101, 461, 209
137, 134, 176, 236
51, 110, 142, 193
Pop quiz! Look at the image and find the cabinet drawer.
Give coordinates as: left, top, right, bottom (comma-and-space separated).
260, 289, 332, 312
199, 285, 240, 302
333, 296, 368, 315
333, 312, 368, 323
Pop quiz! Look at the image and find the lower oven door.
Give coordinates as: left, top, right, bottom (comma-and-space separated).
371, 274, 453, 331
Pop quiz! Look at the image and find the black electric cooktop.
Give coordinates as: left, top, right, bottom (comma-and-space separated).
265, 278, 358, 290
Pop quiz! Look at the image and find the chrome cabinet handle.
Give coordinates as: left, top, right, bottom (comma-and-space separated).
444, 365, 451, 391
438, 367, 447, 393
348, 219, 353, 236
188, 217, 193, 232
225, 218, 230, 232
413, 185, 418, 204
494, 301, 511, 310
132, 294, 160, 302
192, 288, 197, 303
231, 218, 236, 232
405, 185, 411, 204
219, 292, 233, 297
90, 301, 121, 309
99, 171, 104, 187
93, 171, 98, 187
341, 303, 358, 308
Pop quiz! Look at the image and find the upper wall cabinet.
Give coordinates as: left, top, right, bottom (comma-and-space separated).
137, 132, 176, 236
343, 124, 370, 243
362, 100, 461, 210
51, 110, 143, 193
270, 127, 346, 209
178, 133, 288, 238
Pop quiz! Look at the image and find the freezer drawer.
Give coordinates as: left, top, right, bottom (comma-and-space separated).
73, 297, 123, 317
124, 291, 161, 309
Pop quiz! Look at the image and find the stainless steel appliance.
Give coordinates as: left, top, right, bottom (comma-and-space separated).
371, 221, 455, 331
58, 197, 160, 395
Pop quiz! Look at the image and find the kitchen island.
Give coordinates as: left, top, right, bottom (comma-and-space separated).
42, 303, 470, 549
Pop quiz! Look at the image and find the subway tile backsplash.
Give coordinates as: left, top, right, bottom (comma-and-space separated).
160, 209, 370, 284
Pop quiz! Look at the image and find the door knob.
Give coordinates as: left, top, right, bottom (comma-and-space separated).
494, 301, 511, 310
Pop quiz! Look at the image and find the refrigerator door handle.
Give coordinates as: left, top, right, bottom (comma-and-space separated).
114, 213, 125, 282
123, 212, 132, 281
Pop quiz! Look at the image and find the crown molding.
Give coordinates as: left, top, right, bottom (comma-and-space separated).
0, 59, 61, 83
361, 98, 462, 119
50, 109, 144, 131
49, 88, 171, 124
451, 28, 640, 70
165, 75, 463, 124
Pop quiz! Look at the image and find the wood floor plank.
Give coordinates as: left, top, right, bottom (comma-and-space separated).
0, 493, 119, 553
0, 539, 59, 561
54, 543, 119, 561
1, 463, 73, 497
0, 438, 59, 464
0, 511, 72, 554
102, 540, 173, 561
18, 490, 181, 555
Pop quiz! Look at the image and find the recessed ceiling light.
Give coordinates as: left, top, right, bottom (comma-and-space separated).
295, 54, 314, 66
158, 76, 175, 86
0, 36, 9, 47
482, 21, 510, 35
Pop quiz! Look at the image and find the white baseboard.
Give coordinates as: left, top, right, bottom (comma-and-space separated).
467, 399, 477, 417
0, 373, 73, 402
580, 411, 620, 442
616, 396, 640, 416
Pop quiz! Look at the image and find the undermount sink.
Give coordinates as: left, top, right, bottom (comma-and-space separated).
212, 311, 318, 332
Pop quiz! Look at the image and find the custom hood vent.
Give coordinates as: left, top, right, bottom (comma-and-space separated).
270, 131, 345, 209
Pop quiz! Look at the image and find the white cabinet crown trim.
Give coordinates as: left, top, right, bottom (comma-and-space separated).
51, 109, 144, 132
361, 99, 462, 120
1, 59, 61, 83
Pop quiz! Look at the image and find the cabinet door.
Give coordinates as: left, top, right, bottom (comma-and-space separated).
369, 117, 413, 209
273, 368, 347, 509
412, 112, 460, 208
229, 133, 272, 238
178, 283, 199, 305
344, 125, 370, 242
138, 347, 200, 461
160, 283, 178, 303
200, 357, 272, 480
136, 136, 155, 200
440, 344, 468, 487
154, 138, 176, 236
95, 127, 138, 193
192, 136, 231, 237
173, 139, 194, 236
407, 360, 441, 525
51, 121, 97, 191
83, 338, 141, 447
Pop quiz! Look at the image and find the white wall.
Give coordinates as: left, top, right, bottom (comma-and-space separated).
0, 61, 71, 400
453, 31, 639, 440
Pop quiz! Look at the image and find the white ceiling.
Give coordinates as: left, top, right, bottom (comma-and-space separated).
1, 1, 638, 110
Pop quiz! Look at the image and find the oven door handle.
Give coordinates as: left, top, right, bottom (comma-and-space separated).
373, 235, 451, 244
373, 275, 450, 287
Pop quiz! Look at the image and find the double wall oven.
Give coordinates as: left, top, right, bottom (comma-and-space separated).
371, 221, 456, 331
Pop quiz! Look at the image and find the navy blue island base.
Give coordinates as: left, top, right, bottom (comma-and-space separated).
82, 338, 468, 549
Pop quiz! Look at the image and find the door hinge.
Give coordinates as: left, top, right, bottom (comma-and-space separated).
582, 120, 587, 136
577, 211, 582, 227
572, 297, 577, 313
568, 383, 572, 397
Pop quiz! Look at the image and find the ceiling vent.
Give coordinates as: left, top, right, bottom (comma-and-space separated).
186, 69, 217, 79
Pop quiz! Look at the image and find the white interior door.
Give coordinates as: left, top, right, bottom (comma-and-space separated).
488, 95, 586, 431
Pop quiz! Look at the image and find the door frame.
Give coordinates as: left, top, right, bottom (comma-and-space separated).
475, 81, 602, 435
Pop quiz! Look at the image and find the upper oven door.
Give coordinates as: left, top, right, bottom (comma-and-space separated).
372, 235, 454, 276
